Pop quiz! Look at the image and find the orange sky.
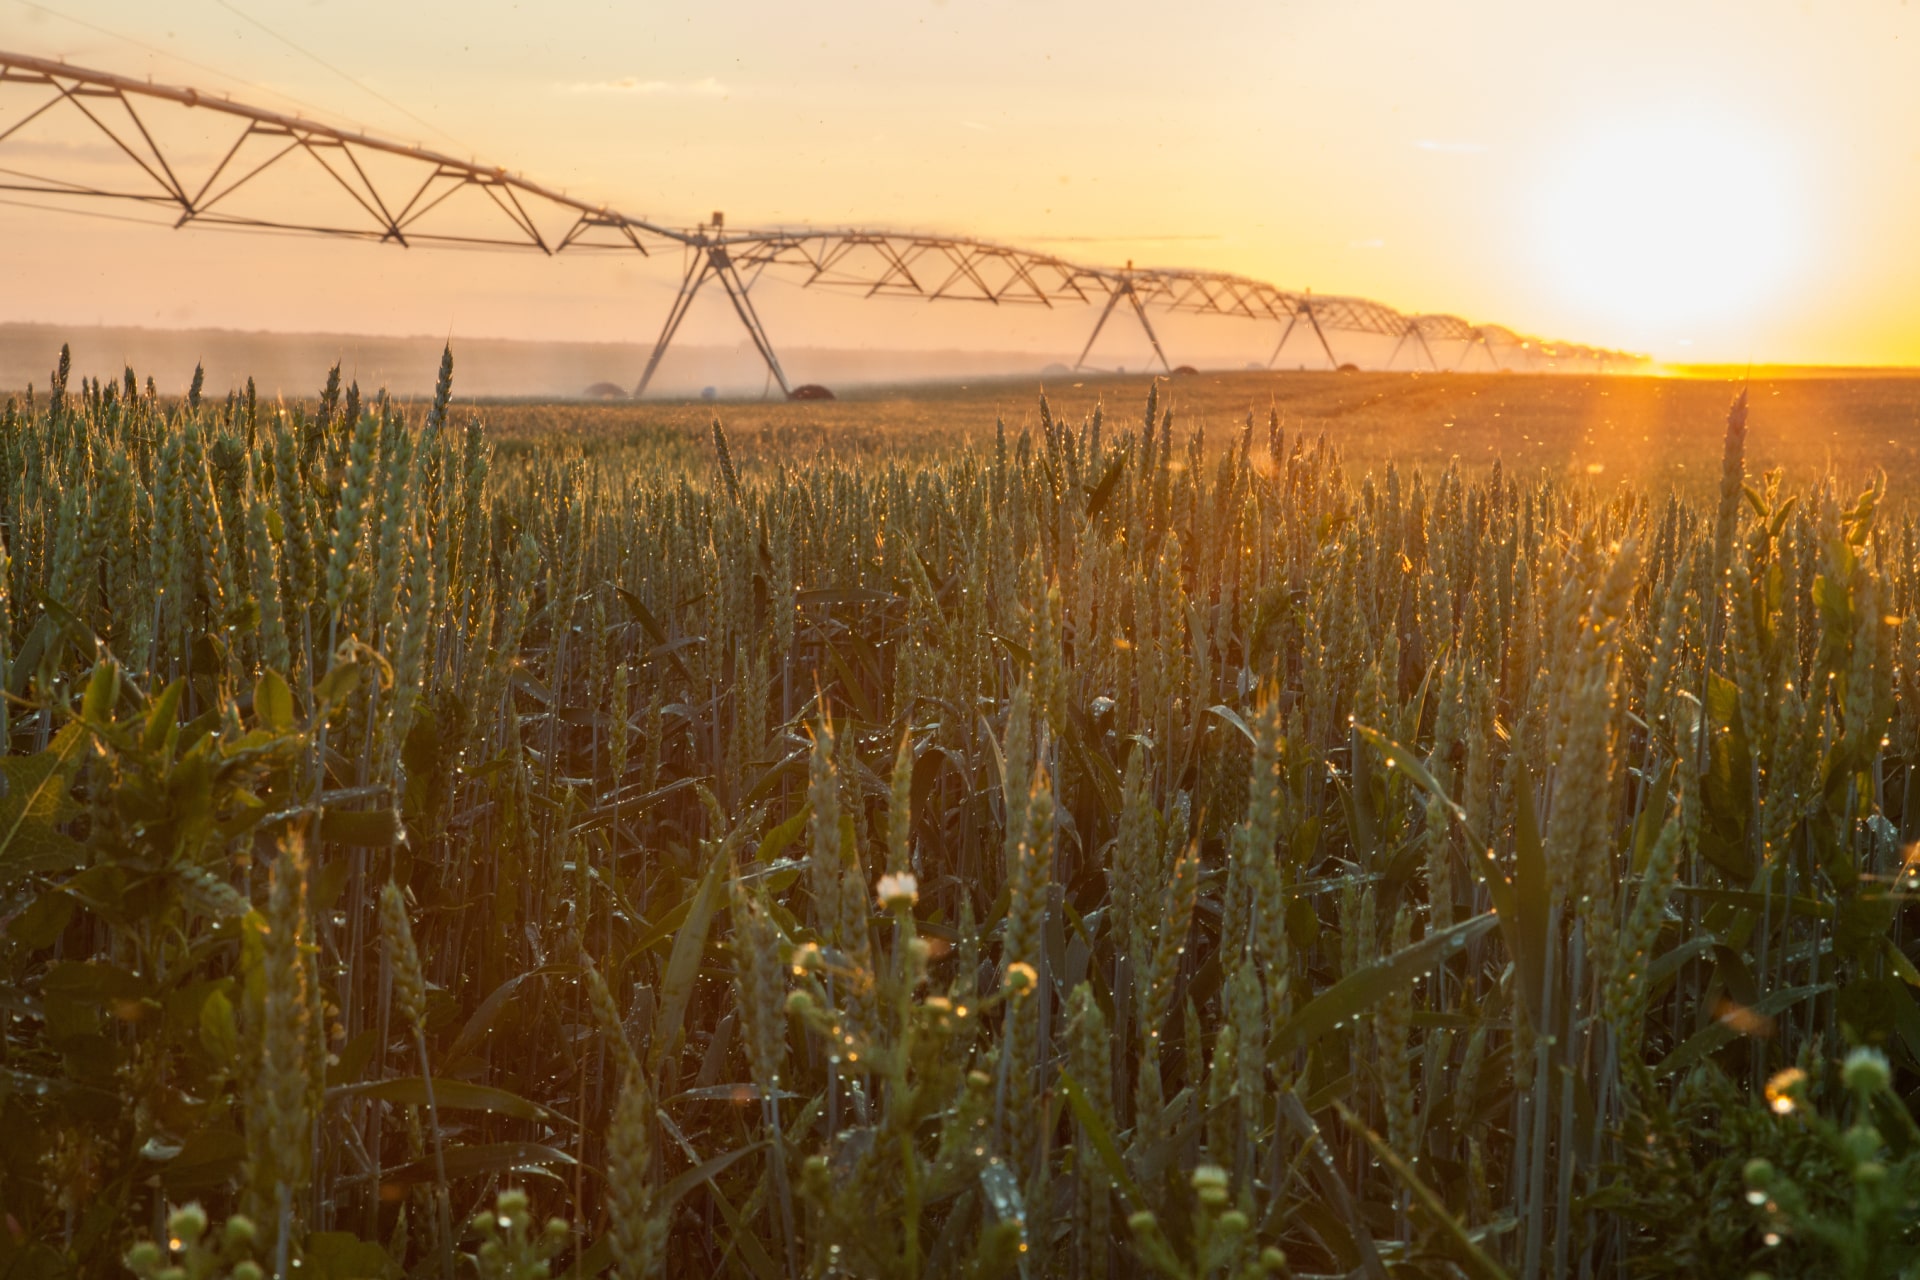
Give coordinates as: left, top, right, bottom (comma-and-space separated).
3, 0, 1918, 368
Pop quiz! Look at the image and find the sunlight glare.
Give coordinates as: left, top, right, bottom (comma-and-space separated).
1537, 113, 1801, 333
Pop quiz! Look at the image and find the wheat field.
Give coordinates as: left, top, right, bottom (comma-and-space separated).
2, 347, 1917, 1279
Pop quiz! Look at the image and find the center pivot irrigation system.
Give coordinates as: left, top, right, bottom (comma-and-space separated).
0, 50, 1641, 396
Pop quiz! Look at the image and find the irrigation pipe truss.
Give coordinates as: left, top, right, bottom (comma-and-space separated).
0, 50, 1642, 396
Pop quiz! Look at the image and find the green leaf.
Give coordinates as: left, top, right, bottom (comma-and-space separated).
657, 1139, 768, 1211
707, 1173, 787, 1280
756, 803, 811, 864
378, 1141, 577, 1185
1084, 454, 1128, 518
1269, 913, 1499, 1061
1886, 937, 1920, 989
329, 1077, 567, 1125
254, 669, 295, 732
445, 967, 567, 1065
145, 678, 185, 754
1353, 725, 1470, 832
1058, 1072, 1146, 1212
1354, 724, 1525, 983
7, 886, 75, 949
1206, 704, 1258, 749
318, 807, 405, 847
80, 660, 119, 727
1336, 1102, 1511, 1280
1653, 984, 1830, 1079
0, 727, 89, 887
301, 1233, 397, 1280
614, 587, 697, 686
1676, 887, 1833, 922
650, 842, 731, 1073
1511, 781, 1551, 1029
4, 615, 54, 697
556, 1238, 615, 1280
199, 989, 239, 1065
312, 659, 363, 711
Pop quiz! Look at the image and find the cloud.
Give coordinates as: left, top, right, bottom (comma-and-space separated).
565, 77, 729, 97
0, 137, 133, 165
1413, 139, 1488, 153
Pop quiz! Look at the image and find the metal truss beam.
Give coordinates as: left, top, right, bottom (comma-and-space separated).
0, 48, 1646, 388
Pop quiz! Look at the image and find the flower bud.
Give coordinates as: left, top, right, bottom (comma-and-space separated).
801, 1153, 832, 1197
1843, 1047, 1891, 1096
167, 1204, 208, 1246
1842, 1124, 1884, 1163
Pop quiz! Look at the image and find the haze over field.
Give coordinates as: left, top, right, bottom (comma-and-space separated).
3, 1, 1919, 371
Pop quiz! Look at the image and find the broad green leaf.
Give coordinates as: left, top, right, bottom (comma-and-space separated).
301, 1233, 398, 1280
1336, 1102, 1511, 1280
330, 1077, 567, 1125
1677, 887, 1833, 922
379, 1141, 577, 1185
556, 1238, 614, 1280
1886, 937, 1920, 989
144, 678, 186, 754
756, 803, 811, 864
1654, 984, 1830, 1079
7, 886, 76, 949
199, 989, 239, 1065
312, 659, 363, 711
0, 727, 89, 887
445, 967, 567, 1065
254, 669, 295, 731
1206, 704, 1257, 749
650, 840, 732, 1073
1269, 913, 1498, 1061
657, 1139, 768, 1210
80, 660, 119, 727
318, 807, 405, 847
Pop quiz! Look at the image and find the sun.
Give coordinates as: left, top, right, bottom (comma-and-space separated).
1536, 112, 1801, 338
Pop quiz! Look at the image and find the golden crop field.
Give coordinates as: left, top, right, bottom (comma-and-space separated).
4, 349, 1920, 1279
476, 369, 1920, 498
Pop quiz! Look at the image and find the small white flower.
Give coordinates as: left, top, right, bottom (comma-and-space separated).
875, 872, 919, 910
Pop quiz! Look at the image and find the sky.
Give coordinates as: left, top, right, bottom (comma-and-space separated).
2, 0, 1918, 370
